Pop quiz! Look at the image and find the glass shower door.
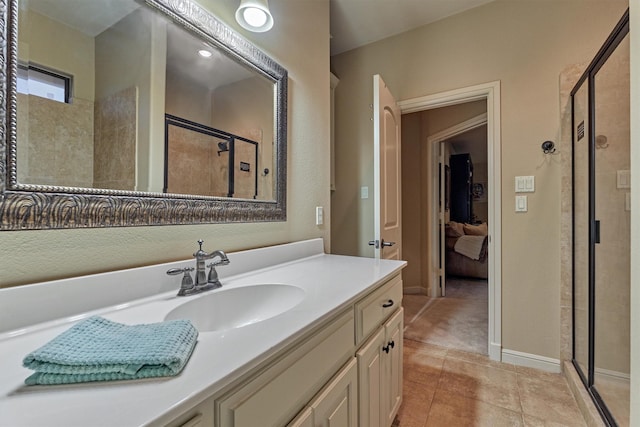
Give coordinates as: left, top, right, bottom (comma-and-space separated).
592, 32, 630, 427
571, 10, 629, 427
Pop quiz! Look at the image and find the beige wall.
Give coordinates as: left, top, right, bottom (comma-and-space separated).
95, 8, 167, 193
0, 0, 330, 288
18, 9, 95, 101
165, 68, 213, 126
400, 113, 423, 292
331, 0, 628, 359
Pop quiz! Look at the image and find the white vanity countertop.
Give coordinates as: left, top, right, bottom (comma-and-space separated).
0, 239, 405, 426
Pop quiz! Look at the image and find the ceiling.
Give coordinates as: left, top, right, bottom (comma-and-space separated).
330, 0, 495, 56
27, 1, 257, 91
28, 0, 140, 37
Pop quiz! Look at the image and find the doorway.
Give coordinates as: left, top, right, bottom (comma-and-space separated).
398, 81, 502, 360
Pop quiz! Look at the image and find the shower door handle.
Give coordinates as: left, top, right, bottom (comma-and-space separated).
594, 220, 600, 244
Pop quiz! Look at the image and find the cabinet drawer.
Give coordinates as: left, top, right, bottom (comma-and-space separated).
355, 274, 402, 344
217, 310, 355, 427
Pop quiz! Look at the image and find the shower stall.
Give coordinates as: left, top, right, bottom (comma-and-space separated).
571, 10, 629, 427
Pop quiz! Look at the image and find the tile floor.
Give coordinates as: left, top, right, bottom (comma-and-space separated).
395, 279, 587, 427
403, 278, 488, 355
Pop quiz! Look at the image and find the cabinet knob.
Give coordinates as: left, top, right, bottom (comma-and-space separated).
383, 344, 390, 353
389, 340, 395, 349
382, 299, 394, 308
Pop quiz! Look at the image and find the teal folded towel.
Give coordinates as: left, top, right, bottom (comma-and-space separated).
23, 316, 198, 386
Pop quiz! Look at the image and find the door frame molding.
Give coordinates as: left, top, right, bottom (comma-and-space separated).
398, 81, 502, 361
427, 113, 488, 298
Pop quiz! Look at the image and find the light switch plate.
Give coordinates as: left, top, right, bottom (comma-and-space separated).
315, 206, 323, 225
361, 186, 369, 199
515, 195, 528, 212
617, 170, 631, 189
515, 176, 535, 193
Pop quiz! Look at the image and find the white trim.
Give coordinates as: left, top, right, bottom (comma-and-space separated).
398, 81, 502, 362
594, 367, 631, 381
501, 349, 562, 373
427, 113, 488, 144
399, 82, 495, 113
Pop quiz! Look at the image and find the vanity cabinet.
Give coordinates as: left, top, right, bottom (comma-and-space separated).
357, 308, 403, 427
169, 273, 403, 427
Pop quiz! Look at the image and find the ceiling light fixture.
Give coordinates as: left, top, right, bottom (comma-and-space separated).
198, 49, 213, 58
235, 0, 273, 33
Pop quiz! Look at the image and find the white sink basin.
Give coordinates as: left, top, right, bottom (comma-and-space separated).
165, 284, 305, 332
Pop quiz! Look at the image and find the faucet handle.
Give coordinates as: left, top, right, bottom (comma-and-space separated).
167, 267, 196, 296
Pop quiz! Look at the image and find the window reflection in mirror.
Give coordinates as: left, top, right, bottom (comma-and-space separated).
16, 0, 275, 201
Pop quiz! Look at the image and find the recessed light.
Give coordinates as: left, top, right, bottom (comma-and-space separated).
198, 49, 212, 58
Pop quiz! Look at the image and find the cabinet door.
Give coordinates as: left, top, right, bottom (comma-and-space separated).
288, 408, 314, 427
356, 327, 384, 427
310, 357, 358, 427
381, 308, 403, 426
217, 311, 355, 427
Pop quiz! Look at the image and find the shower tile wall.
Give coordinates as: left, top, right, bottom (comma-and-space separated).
93, 86, 137, 191
166, 126, 229, 197
559, 62, 588, 364
16, 94, 94, 188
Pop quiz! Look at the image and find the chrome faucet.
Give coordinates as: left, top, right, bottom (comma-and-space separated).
166, 240, 230, 296
193, 240, 230, 288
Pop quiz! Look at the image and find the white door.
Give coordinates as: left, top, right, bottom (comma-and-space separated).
371, 74, 402, 260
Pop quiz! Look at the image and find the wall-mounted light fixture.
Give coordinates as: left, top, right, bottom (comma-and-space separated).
236, 0, 274, 32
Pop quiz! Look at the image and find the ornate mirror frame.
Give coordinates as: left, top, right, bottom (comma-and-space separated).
0, 0, 287, 230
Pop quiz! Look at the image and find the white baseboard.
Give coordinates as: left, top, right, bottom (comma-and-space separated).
501, 349, 561, 373
594, 367, 630, 381
489, 342, 501, 361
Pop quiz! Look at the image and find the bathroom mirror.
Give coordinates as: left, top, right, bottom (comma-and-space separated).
0, 0, 287, 230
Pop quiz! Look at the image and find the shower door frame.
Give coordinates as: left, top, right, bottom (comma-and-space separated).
570, 9, 629, 427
